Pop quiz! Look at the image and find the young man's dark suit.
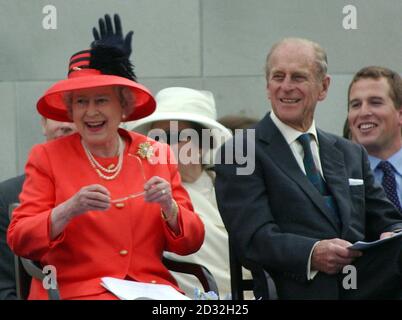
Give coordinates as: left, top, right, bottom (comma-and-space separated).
215, 114, 402, 299
0, 174, 24, 300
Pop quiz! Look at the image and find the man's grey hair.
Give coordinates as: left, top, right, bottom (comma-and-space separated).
264, 37, 328, 82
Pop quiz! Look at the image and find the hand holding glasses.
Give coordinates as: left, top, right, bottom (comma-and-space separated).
110, 156, 173, 212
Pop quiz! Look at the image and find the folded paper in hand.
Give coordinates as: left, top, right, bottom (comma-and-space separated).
100, 277, 190, 300
348, 231, 402, 250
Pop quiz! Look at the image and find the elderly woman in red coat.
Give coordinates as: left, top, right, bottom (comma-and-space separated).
7, 19, 204, 300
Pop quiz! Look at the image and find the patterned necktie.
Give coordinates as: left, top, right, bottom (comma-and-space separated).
377, 160, 402, 212
297, 133, 328, 195
297, 133, 340, 223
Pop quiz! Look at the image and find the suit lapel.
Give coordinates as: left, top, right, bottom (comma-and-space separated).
257, 115, 341, 232
317, 131, 351, 236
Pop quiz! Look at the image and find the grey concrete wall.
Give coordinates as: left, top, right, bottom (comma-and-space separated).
1, 0, 401, 180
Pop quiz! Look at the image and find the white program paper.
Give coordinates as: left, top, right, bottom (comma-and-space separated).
100, 277, 191, 300
348, 231, 402, 250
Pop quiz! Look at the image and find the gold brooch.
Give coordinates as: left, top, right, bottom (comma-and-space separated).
137, 142, 154, 161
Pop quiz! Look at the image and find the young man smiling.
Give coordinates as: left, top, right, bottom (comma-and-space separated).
348, 66, 402, 213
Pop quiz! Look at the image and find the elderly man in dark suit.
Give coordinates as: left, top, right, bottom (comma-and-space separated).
0, 118, 75, 299
215, 38, 402, 299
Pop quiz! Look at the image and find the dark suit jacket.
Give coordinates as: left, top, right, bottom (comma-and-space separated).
215, 113, 402, 299
0, 174, 24, 300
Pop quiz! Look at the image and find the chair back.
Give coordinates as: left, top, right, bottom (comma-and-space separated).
8, 203, 28, 300
229, 237, 254, 299
229, 237, 276, 300
162, 256, 219, 297
8, 203, 60, 300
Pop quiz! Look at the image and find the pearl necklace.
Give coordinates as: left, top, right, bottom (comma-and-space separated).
82, 136, 125, 180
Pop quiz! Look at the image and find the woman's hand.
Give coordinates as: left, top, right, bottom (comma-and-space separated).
67, 184, 111, 217
144, 176, 180, 233
144, 176, 173, 214
50, 184, 110, 239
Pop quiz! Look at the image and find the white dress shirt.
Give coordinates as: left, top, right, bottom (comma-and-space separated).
270, 111, 324, 176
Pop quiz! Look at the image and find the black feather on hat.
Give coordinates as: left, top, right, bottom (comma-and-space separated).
89, 42, 137, 82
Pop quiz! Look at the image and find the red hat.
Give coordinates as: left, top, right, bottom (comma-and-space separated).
37, 49, 156, 122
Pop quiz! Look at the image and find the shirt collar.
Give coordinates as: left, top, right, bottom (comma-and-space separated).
270, 111, 319, 145
370, 147, 402, 175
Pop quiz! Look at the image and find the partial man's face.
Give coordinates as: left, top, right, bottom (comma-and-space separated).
348, 77, 402, 155
41, 118, 76, 141
267, 42, 330, 132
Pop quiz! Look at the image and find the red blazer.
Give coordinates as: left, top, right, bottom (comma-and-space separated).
7, 129, 204, 299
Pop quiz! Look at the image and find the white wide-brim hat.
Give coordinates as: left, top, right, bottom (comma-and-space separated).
124, 87, 232, 165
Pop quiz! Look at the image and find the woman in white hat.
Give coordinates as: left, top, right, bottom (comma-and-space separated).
126, 86, 237, 297
7, 16, 204, 300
